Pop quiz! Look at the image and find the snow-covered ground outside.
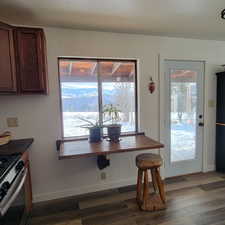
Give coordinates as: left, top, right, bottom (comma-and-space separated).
63, 111, 196, 163
170, 112, 196, 162
63, 112, 135, 137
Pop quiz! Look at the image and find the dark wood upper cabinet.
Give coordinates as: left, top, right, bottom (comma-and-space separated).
0, 21, 48, 95
14, 27, 48, 94
0, 22, 17, 93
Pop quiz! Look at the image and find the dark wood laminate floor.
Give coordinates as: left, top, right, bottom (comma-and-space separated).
29, 172, 225, 225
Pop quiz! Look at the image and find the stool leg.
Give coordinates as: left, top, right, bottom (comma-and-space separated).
142, 170, 149, 210
155, 168, 166, 203
136, 168, 143, 204
151, 168, 158, 193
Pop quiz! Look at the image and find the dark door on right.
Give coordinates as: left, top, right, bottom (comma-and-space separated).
216, 72, 225, 172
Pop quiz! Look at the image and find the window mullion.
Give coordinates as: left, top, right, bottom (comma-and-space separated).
97, 60, 103, 129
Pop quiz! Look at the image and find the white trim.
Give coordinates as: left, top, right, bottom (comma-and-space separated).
159, 55, 207, 177
32, 162, 214, 203
203, 164, 216, 172
33, 166, 166, 203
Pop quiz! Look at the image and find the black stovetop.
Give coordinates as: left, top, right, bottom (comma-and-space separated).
0, 138, 33, 180
0, 154, 21, 180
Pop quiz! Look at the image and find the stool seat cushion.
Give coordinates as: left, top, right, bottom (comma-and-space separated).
136, 153, 162, 169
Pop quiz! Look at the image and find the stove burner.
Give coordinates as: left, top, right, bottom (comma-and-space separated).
0, 158, 7, 168
0, 158, 8, 164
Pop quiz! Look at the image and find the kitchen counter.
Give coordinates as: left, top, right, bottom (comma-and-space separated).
0, 138, 34, 155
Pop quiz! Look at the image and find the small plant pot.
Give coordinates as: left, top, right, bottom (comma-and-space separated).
107, 124, 121, 142
89, 127, 101, 143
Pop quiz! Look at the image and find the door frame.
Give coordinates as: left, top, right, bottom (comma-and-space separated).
164, 60, 204, 177
159, 55, 207, 177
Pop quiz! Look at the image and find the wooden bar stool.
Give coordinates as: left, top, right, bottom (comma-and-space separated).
136, 153, 166, 211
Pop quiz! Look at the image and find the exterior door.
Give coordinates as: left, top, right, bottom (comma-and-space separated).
164, 60, 204, 177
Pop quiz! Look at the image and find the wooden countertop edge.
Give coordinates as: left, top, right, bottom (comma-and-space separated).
58, 144, 164, 160
0, 138, 34, 155
216, 123, 225, 126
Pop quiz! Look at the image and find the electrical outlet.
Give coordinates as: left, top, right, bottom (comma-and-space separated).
100, 172, 106, 180
7, 117, 18, 127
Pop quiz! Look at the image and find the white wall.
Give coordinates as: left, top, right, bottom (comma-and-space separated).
0, 27, 224, 202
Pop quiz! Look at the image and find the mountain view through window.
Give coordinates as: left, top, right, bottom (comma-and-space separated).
59, 59, 137, 138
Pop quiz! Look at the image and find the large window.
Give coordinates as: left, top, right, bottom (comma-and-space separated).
58, 58, 138, 138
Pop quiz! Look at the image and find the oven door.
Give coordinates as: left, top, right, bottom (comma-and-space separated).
0, 168, 28, 225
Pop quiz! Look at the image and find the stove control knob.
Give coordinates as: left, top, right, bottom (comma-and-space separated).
15, 161, 24, 172
2, 181, 10, 192
0, 182, 10, 202
0, 188, 6, 201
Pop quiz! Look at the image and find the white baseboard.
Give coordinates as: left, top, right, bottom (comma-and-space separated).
33, 165, 215, 203
33, 177, 137, 203
203, 164, 215, 172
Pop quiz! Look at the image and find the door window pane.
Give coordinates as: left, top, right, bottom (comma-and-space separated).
170, 70, 197, 162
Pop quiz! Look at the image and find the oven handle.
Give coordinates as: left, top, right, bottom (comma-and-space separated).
0, 168, 27, 216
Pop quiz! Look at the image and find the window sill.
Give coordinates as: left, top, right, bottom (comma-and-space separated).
61, 132, 143, 143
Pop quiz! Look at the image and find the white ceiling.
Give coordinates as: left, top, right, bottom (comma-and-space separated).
1, 0, 225, 40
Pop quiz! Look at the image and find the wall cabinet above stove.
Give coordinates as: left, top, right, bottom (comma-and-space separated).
0, 22, 17, 93
0, 22, 48, 95
14, 27, 48, 94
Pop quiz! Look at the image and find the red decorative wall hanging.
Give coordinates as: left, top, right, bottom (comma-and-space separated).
148, 77, 155, 94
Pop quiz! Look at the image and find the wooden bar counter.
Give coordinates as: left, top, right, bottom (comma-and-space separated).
57, 133, 164, 160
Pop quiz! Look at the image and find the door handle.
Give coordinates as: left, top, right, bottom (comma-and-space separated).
198, 122, 204, 127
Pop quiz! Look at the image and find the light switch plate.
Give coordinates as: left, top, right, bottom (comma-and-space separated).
7, 117, 18, 127
208, 100, 215, 108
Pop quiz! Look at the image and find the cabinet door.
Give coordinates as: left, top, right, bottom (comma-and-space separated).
14, 28, 48, 94
0, 22, 17, 93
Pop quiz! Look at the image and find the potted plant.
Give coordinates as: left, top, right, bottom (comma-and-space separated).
78, 117, 102, 143
103, 104, 122, 142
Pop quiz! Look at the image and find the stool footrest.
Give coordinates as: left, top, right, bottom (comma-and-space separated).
138, 194, 166, 211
